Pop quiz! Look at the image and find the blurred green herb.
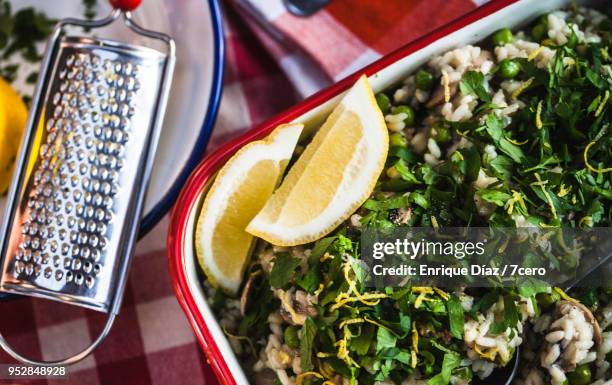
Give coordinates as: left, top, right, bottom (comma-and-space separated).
0, 0, 97, 99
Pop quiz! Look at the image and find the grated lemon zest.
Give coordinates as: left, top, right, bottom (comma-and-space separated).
505, 137, 528, 145
414, 292, 434, 308
505, 190, 527, 215
320, 252, 334, 262
595, 90, 609, 117
277, 289, 306, 325
322, 382, 337, 385
411, 350, 417, 368
339, 318, 364, 329
336, 326, 361, 368
314, 283, 325, 297
532, 174, 557, 219
475, 345, 498, 361
535, 100, 543, 129
317, 352, 334, 358
412, 287, 434, 294
331, 261, 386, 311
331, 293, 387, 311
442, 70, 450, 103
528, 46, 545, 61
319, 361, 334, 379
511, 77, 534, 100
579, 216, 593, 228
434, 287, 450, 300
584, 139, 612, 173
363, 316, 390, 332
431, 216, 439, 229
296, 372, 324, 385
411, 322, 419, 354
557, 184, 572, 197
554, 287, 579, 304
539, 222, 557, 228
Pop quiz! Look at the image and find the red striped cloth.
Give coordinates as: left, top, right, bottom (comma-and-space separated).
231, 0, 486, 96
0, 1, 485, 384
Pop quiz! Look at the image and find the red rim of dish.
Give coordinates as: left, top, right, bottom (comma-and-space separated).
167, 0, 518, 383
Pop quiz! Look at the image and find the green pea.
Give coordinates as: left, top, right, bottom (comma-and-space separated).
492, 28, 513, 46
567, 365, 591, 385
432, 124, 451, 143
389, 133, 408, 148
392, 105, 415, 127
284, 326, 299, 349
375, 93, 391, 114
415, 69, 434, 90
537, 293, 555, 309
498, 59, 521, 79
531, 23, 547, 42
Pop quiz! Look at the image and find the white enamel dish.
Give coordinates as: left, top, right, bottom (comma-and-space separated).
168, 0, 607, 384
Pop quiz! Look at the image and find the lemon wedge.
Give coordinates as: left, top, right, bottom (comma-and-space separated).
247, 75, 388, 246
0, 77, 27, 194
195, 123, 303, 294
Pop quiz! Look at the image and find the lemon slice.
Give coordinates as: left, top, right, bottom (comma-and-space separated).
0, 77, 27, 194
195, 123, 303, 294
247, 75, 388, 246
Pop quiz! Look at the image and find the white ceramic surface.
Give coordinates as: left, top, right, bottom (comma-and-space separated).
0, 0, 221, 232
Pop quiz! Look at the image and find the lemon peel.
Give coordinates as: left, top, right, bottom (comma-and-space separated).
535, 100, 543, 129
528, 46, 545, 61
296, 372, 324, 385
584, 138, 612, 173
511, 77, 534, 100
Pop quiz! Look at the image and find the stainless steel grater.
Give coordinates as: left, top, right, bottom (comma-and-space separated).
0, 4, 174, 365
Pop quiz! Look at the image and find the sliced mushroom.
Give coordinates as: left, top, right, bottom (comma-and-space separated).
426, 81, 458, 108
240, 270, 262, 316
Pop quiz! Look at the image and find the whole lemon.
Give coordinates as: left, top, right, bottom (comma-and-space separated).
0, 77, 27, 195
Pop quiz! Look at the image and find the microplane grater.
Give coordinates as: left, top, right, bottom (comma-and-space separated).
0, 6, 174, 365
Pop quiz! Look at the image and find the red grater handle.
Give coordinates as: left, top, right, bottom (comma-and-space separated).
110, 0, 142, 11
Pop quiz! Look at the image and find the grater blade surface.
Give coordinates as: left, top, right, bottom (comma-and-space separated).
0, 36, 167, 313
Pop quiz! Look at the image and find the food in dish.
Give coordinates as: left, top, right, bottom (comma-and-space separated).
201, 6, 611, 385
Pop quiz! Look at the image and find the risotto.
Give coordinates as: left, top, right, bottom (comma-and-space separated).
205, 5, 611, 385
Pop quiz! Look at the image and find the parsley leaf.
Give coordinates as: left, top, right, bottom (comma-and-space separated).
270, 253, 301, 288
376, 327, 397, 353
299, 317, 317, 372
459, 71, 491, 102
447, 295, 465, 339
427, 352, 461, 385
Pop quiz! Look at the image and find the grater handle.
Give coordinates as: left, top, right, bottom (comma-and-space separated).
0, 313, 116, 366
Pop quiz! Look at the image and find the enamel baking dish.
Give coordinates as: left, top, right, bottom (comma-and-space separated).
167, 0, 602, 383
